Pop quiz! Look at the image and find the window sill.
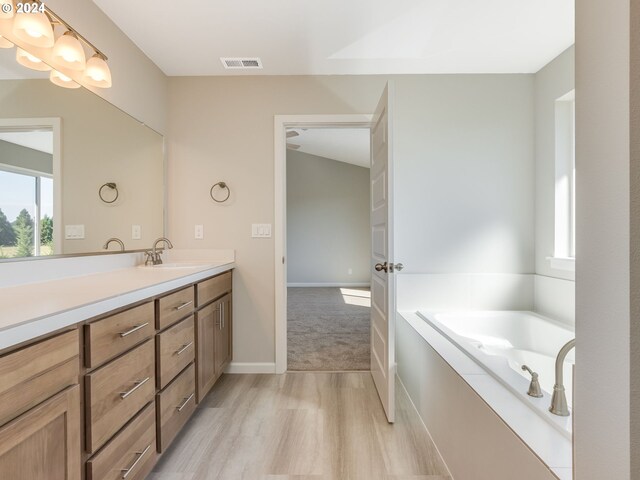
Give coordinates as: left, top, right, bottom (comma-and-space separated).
546, 256, 575, 272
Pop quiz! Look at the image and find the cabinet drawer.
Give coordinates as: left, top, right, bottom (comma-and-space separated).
85, 340, 155, 453
157, 286, 194, 330
85, 302, 154, 368
156, 363, 196, 452
196, 271, 231, 307
86, 402, 156, 480
156, 316, 195, 389
0, 330, 79, 427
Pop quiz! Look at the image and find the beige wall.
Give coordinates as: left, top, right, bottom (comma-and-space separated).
167, 74, 535, 366
576, 0, 631, 477
0, 79, 164, 254
286, 150, 370, 285
46, 0, 168, 134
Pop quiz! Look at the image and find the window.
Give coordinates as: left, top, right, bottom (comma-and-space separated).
552, 90, 575, 270
0, 165, 54, 258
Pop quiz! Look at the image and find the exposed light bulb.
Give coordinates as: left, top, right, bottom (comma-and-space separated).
52, 31, 86, 71
12, 11, 54, 47
16, 47, 51, 71
83, 53, 112, 88
50, 69, 80, 89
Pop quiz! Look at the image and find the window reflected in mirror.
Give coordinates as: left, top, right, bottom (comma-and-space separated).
0, 129, 54, 258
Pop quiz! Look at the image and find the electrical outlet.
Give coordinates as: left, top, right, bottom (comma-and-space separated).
132, 225, 141, 240
348, 268, 353, 275
195, 224, 204, 239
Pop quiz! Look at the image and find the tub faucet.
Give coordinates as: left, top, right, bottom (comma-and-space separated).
103, 237, 125, 251
521, 365, 543, 398
549, 338, 576, 416
146, 237, 174, 266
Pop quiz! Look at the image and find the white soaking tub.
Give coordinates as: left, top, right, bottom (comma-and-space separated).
417, 310, 575, 437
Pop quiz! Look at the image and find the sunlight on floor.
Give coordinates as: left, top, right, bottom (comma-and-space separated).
340, 288, 371, 307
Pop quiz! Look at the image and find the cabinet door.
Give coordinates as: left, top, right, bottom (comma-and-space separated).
215, 293, 232, 376
195, 300, 218, 403
0, 385, 81, 480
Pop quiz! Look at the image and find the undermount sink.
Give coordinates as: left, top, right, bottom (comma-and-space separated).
138, 262, 213, 270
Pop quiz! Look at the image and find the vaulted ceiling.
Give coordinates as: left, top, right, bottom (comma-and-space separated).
92, 0, 574, 76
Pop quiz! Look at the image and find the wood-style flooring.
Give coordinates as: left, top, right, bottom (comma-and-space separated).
150, 372, 451, 480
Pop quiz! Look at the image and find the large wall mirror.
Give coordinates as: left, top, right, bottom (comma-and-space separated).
0, 48, 164, 261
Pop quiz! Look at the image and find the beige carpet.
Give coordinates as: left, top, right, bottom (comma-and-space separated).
287, 287, 371, 371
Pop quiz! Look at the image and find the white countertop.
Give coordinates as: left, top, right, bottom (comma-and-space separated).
0, 255, 234, 352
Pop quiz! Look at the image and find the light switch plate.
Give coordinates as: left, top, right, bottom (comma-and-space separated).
64, 224, 85, 240
195, 224, 204, 239
132, 225, 141, 240
251, 224, 272, 238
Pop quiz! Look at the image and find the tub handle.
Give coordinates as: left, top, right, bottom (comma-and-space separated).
521, 365, 543, 398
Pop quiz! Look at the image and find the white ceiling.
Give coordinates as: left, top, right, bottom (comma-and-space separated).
0, 131, 53, 154
92, 0, 574, 76
288, 128, 370, 168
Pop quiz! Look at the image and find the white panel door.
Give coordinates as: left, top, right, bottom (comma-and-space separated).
370, 83, 395, 423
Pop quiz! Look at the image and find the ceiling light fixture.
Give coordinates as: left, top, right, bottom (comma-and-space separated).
52, 31, 86, 71
50, 69, 80, 89
0, 0, 111, 88
16, 47, 50, 71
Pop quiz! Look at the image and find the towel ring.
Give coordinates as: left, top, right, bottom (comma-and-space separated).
99, 182, 119, 204
210, 181, 231, 203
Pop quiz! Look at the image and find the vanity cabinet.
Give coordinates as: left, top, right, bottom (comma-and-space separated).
0, 329, 81, 480
195, 272, 233, 403
0, 268, 232, 480
215, 293, 233, 377
0, 385, 81, 480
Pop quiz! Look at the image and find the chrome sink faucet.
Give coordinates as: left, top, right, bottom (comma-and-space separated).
103, 237, 125, 251
145, 237, 174, 266
549, 338, 576, 416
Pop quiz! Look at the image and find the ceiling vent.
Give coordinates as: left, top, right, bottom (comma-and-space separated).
221, 57, 263, 69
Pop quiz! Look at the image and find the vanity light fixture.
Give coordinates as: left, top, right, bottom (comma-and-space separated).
50, 69, 80, 89
12, 9, 54, 48
83, 53, 111, 88
0, 0, 112, 88
52, 31, 85, 71
16, 47, 50, 71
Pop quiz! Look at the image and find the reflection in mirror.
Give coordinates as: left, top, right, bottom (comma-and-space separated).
0, 49, 164, 261
0, 127, 53, 258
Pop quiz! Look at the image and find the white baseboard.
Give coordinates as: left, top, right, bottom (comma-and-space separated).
287, 282, 371, 288
224, 362, 277, 374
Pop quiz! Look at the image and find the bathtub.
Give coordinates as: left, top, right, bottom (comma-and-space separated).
417, 310, 575, 437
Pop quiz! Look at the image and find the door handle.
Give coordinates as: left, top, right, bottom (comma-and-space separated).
375, 262, 404, 273
375, 262, 388, 272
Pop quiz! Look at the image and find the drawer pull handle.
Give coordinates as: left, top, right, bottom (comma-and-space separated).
119, 377, 150, 399
176, 393, 195, 412
119, 322, 149, 338
175, 300, 193, 311
121, 444, 151, 479
175, 341, 194, 356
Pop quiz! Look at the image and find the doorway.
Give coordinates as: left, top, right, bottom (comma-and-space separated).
285, 127, 371, 371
